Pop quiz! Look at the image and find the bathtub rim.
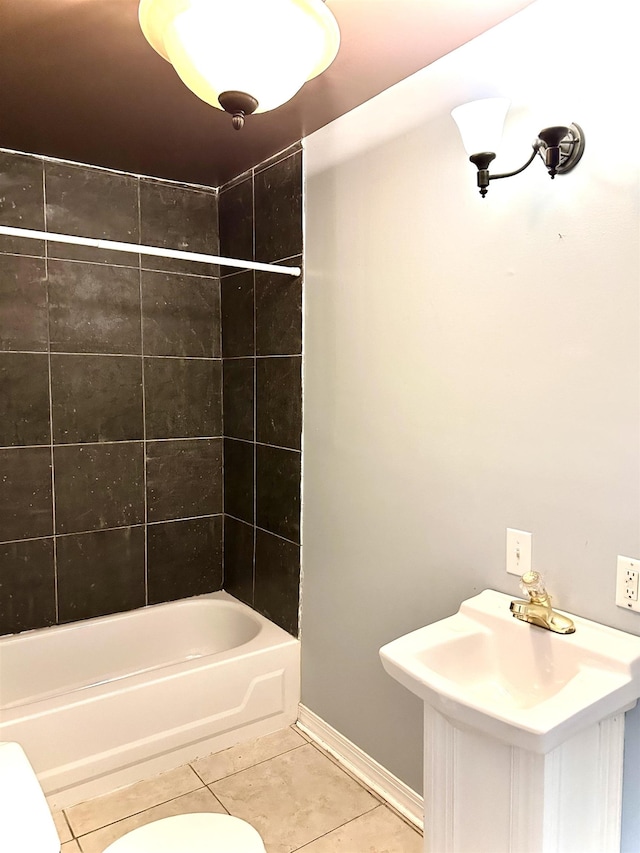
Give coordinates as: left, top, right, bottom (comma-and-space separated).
0, 591, 297, 712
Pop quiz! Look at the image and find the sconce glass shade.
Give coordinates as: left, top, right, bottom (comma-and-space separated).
451, 97, 511, 156
139, 0, 341, 115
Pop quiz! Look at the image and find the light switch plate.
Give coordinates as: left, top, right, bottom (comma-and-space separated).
506, 528, 532, 577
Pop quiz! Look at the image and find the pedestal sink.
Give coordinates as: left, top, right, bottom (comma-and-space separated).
380, 590, 640, 853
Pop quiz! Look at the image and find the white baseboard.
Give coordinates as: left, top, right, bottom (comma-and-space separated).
296, 704, 424, 831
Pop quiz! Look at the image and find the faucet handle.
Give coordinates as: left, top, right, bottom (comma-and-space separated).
520, 570, 549, 602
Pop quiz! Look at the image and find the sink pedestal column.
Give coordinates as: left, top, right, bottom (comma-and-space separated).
424, 705, 626, 853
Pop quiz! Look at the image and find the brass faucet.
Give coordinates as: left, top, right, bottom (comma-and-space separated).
510, 571, 576, 634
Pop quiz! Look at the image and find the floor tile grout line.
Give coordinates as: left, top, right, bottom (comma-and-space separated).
192, 740, 309, 787
63, 736, 311, 840
66, 780, 211, 839
290, 802, 384, 851
304, 737, 388, 806
58, 809, 75, 842
55, 724, 421, 851
303, 736, 424, 836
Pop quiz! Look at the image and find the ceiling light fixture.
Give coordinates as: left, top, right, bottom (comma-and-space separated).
451, 98, 585, 198
138, 0, 341, 130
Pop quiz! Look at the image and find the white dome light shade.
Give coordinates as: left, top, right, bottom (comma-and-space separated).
451, 97, 511, 156
139, 0, 340, 115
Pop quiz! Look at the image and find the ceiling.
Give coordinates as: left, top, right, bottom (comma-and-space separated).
0, 0, 533, 188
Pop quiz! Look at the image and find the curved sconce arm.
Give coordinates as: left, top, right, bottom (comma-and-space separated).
469, 145, 541, 198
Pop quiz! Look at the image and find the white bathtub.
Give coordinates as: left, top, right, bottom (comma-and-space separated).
0, 591, 300, 809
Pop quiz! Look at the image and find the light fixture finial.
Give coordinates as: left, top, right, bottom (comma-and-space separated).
218, 91, 259, 131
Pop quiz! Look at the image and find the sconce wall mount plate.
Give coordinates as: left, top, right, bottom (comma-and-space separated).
537, 123, 585, 176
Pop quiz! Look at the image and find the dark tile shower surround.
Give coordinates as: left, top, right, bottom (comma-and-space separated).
0, 144, 302, 638
220, 147, 303, 636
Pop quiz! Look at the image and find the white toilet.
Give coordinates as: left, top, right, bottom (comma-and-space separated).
0, 742, 266, 853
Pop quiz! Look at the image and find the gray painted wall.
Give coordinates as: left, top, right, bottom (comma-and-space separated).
301, 0, 640, 848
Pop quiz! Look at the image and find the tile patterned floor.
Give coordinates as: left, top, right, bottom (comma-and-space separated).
52, 726, 422, 852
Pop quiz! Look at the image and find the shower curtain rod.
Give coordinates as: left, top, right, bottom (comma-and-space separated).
0, 225, 301, 277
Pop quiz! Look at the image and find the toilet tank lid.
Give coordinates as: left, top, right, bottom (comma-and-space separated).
0, 742, 61, 853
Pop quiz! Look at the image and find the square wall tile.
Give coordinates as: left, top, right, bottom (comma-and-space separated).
0, 352, 50, 446
139, 180, 218, 276
254, 149, 303, 264
218, 176, 253, 269
51, 354, 143, 444
256, 356, 301, 450
57, 526, 145, 622
144, 358, 222, 440
147, 516, 222, 604
254, 529, 300, 636
255, 268, 302, 356
0, 447, 53, 542
54, 442, 144, 534
0, 538, 55, 636
48, 260, 142, 354
0, 254, 48, 351
224, 438, 254, 524
45, 162, 139, 265
223, 516, 254, 606
221, 272, 254, 358
141, 270, 221, 358
223, 358, 254, 441
256, 445, 301, 543
146, 438, 222, 522
0, 152, 45, 256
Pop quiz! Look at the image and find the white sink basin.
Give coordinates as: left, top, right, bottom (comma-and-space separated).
380, 589, 640, 753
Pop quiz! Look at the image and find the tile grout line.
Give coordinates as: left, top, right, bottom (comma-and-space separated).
192, 741, 308, 787
224, 514, 300, 547
67, 781, 212, 841
251, 166, 257, 607
0, 435, 225, 453
0, 349, 224, 360
137, 178, 149, 606
290, 803, 384, 852
0, 248, 224, 279
58, 725, 417, 851
302, 735, 423, 836
42, 159, 60, 624
221, 435, 302, 454
218, 251, 224, 589
0, 512, 225, 546
64, 735, 309, 839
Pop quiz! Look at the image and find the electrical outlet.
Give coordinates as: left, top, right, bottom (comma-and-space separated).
616, 555, 640, 612
506, 528, 532, 577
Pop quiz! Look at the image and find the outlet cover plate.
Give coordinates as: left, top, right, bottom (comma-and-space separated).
616, 555, 640, 612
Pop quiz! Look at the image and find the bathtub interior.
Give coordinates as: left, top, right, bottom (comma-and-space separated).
0, 593, 265, 709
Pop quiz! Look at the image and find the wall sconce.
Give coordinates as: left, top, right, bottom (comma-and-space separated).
139, 0, 340, 130
451, 98, 585, 197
